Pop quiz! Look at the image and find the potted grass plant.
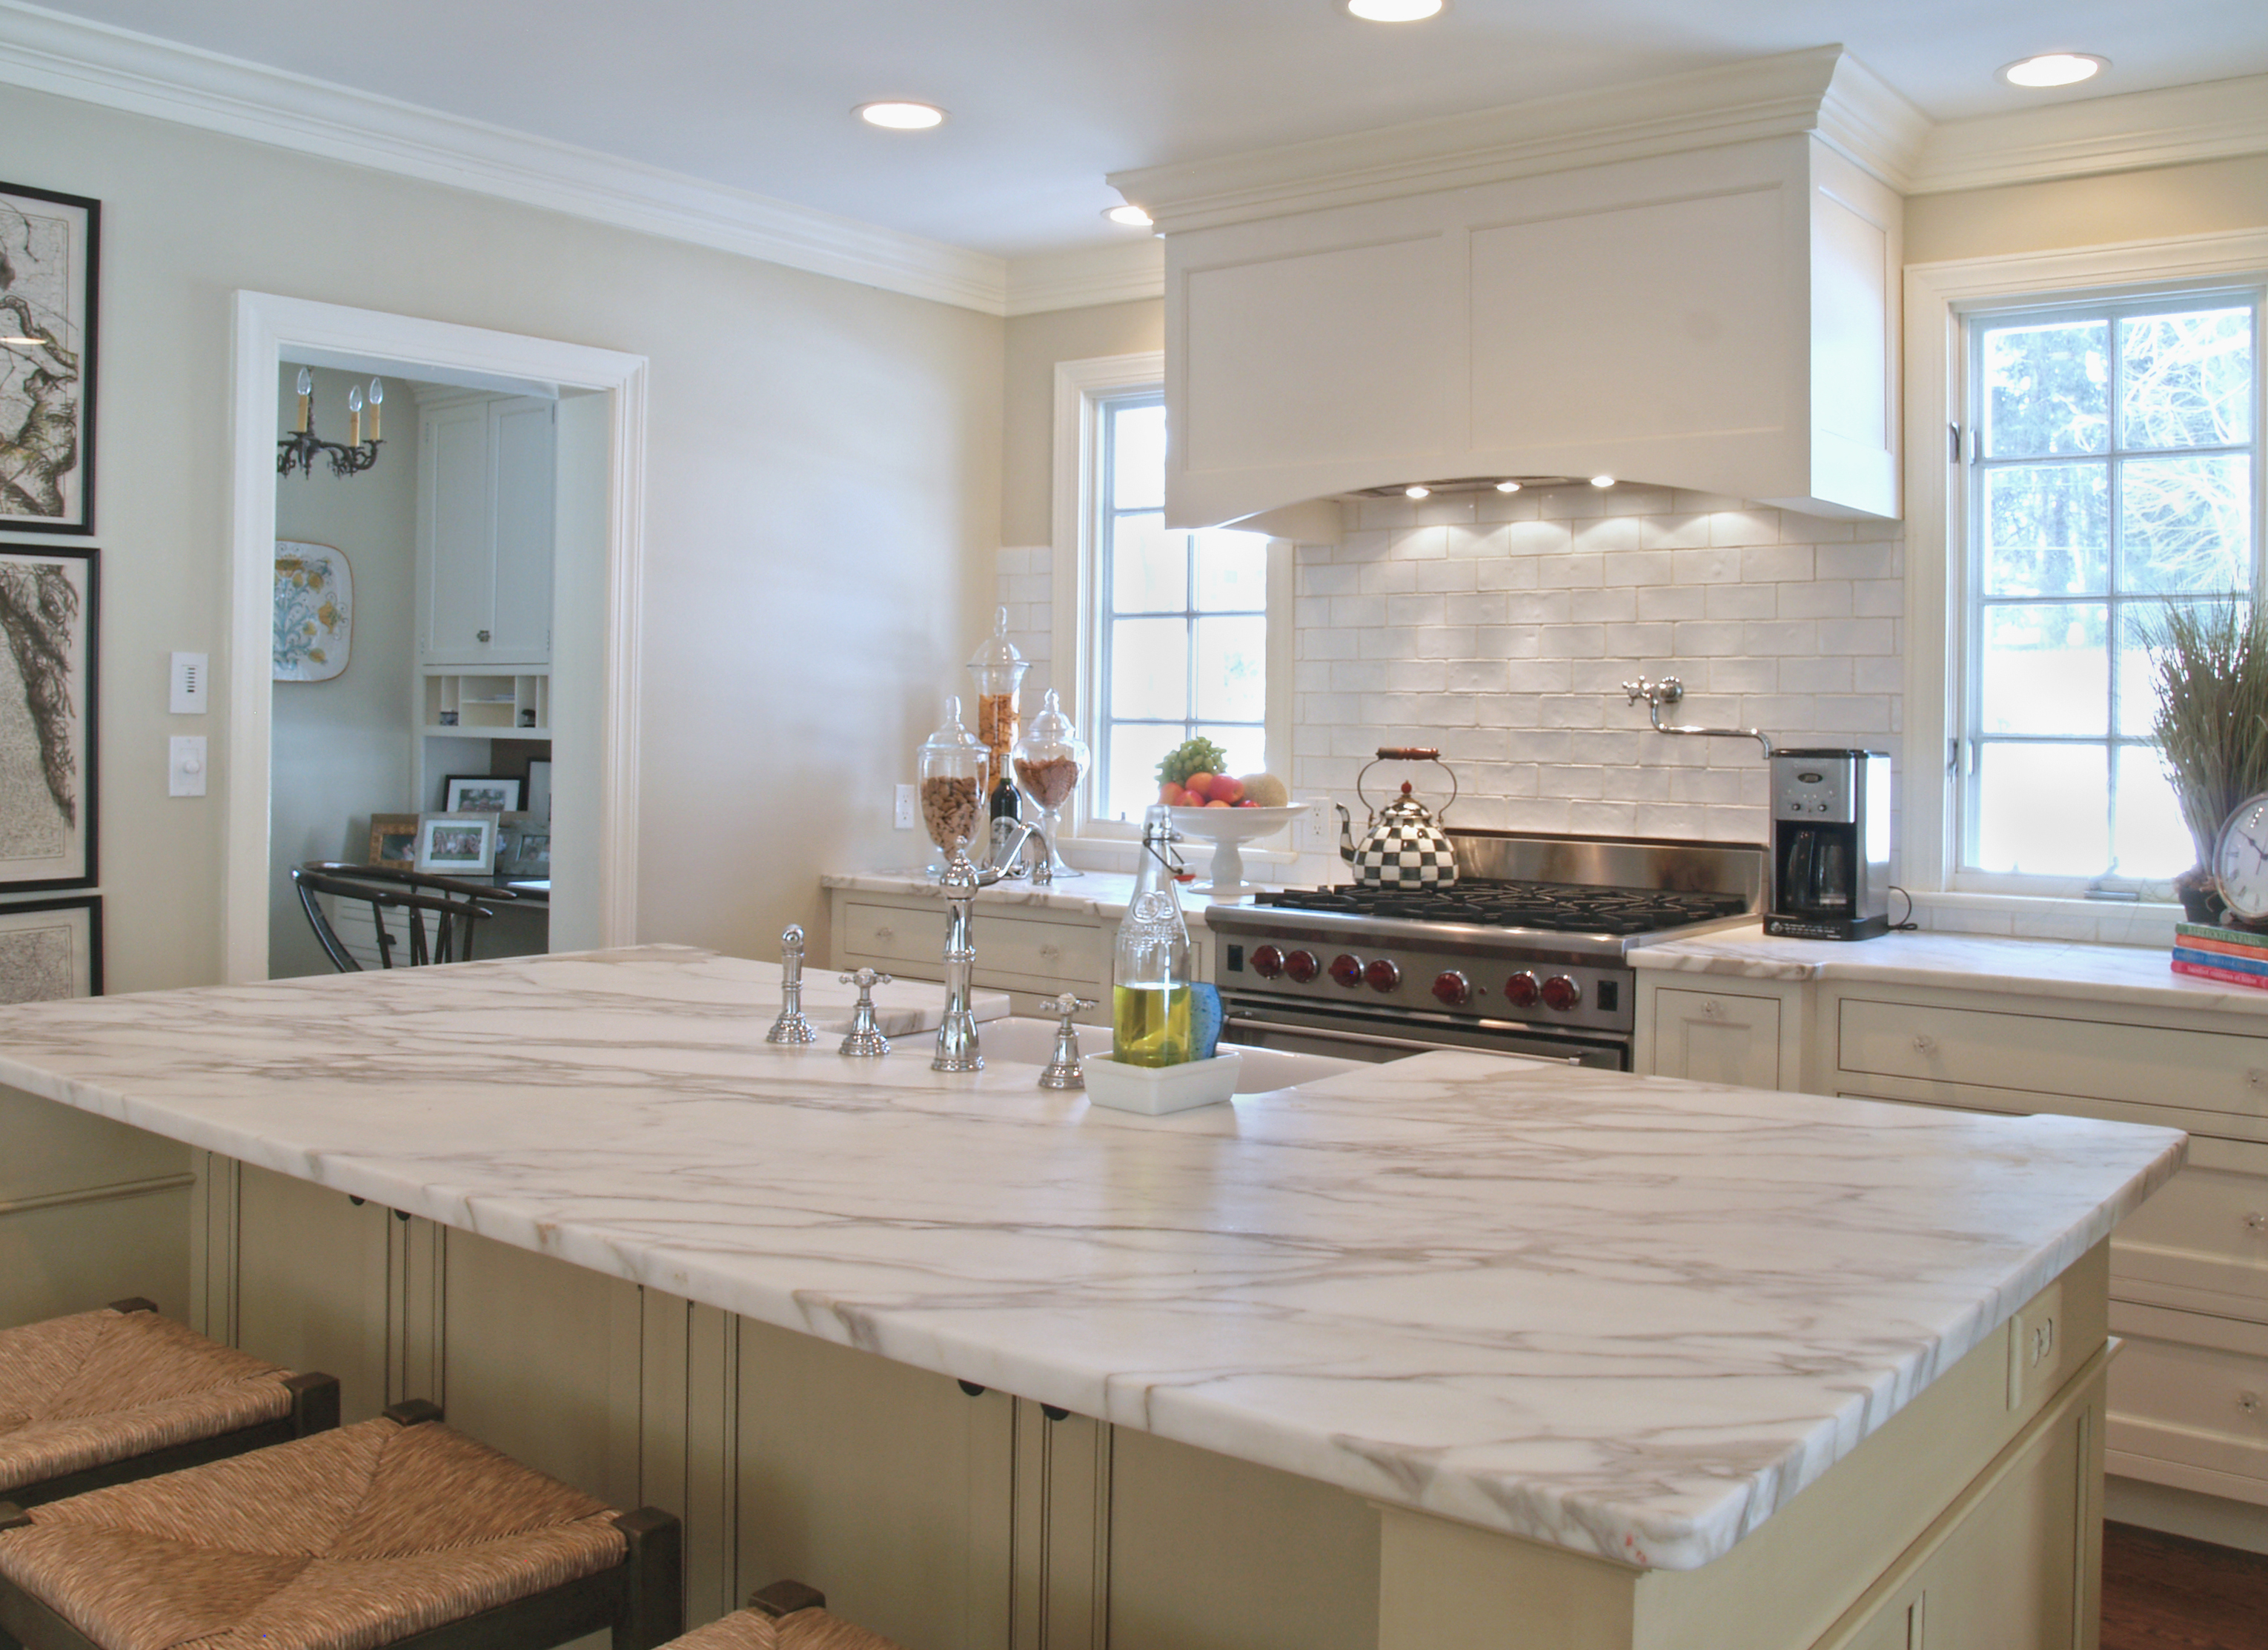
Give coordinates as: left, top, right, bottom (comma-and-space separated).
2148, 601, 2268, 926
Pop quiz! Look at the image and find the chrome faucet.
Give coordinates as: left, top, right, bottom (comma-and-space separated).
932, 829, 1046, 1073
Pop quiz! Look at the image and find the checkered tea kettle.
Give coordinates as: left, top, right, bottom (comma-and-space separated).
1336, 748, 1460, 888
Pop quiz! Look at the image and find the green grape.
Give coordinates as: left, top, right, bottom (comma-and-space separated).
1157, 737, 1230, 786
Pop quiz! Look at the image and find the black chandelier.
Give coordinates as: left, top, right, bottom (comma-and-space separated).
278, 368, 385, 478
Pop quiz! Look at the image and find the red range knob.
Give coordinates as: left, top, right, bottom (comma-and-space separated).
1365, 958, 1401, 993
1329, 953, 1365, 989
1284, 950, 1320, 984
1251, 944, 1285, 978
1505, 971, 1540, 1008
1541, 975, 1582, 1012
1431, 970, 1470, 1007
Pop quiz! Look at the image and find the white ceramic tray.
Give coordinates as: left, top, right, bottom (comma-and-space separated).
1081, 1051, 1243, 1115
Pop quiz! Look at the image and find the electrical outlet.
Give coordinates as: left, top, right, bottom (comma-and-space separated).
894, 783, 918, 830
2007, 1282, 2063, 1408
1295, 795, 1336, 853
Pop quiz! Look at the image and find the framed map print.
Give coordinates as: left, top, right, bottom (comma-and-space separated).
0, 545, 96, 889
0, 182, 99, 534
0, 894, 102, 1000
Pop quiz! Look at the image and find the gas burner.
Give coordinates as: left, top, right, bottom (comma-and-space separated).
1250, 878, 1751, 937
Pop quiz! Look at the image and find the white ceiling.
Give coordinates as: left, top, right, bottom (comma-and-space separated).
24, 0, 2268, 259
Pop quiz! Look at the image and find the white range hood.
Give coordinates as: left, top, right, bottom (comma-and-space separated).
1110, 47, 1923, 534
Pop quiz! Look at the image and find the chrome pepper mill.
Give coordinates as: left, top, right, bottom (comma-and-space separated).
1037, 993, 1095, 1090
765, 925, 819, 1044
837, 968, 893, 1058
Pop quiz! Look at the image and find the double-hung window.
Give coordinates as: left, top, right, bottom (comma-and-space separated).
1957, 288, 2263, 888
1055, 357, 1289, 838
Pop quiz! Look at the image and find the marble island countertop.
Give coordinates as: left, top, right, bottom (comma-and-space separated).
0, 947, 2181, 1571
823, 867, 1251, 925
1629, 922, 2268, 1017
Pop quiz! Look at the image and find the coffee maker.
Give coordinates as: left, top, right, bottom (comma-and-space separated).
1765, 749, 1891, 941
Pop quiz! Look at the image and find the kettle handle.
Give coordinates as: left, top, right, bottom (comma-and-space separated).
1355, 750, 1459, 819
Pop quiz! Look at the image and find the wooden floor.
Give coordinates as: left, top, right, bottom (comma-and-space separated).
2102, 1522, 2268, 1650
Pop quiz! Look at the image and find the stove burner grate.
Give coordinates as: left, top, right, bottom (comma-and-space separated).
1250, 879, 1751, 936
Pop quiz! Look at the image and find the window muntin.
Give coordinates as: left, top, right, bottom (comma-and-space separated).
1963, 291, 2261, 884
1094, 397, 1268, 824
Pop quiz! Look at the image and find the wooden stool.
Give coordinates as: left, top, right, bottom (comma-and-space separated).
660, 1581, 905, 1650
0, 1299, 338, 1508
0, 1400, 682, 1650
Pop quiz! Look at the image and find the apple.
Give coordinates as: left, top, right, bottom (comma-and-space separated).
1236, 798, 1258, 807
1181, 771, 1215, 800
1159, 782, 1187, 806
1208, 775, 1247, 805
1205, 798, 1230, 808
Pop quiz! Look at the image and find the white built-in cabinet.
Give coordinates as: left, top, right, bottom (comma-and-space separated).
415, 391, 555, 669
1637, 968, 2268, 1531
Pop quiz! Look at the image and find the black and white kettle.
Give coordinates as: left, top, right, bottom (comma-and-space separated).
1336, 748, 1460, 888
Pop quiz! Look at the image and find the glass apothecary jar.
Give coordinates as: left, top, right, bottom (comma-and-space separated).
966, 608, 1028, 792
1011, 689, 1087, 881
918, 696, 987, 870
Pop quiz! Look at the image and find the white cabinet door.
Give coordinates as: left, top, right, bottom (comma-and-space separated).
420, 400, 491, 664
1650, 986, 1782, 1090
488, 400, 555, 663
417, 394, 554, 668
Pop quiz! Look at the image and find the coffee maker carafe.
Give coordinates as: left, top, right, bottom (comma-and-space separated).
1766, 749, 1890, 941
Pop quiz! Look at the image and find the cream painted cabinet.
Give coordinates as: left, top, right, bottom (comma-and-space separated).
416, 391, 555, 668
1645, 984, 1790, 1090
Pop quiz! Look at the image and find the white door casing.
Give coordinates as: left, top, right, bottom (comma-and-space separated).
228, 291, 647, 982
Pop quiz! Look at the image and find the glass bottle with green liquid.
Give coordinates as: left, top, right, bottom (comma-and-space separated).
1113, 804, 1193, 1067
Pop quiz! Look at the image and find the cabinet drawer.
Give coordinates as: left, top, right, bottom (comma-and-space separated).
2106, 1305, 2268, 1502
2111, 1164, 2268, 1322
1651, 987, 1781, 1089
840, 901, 947, 969
1838, 998, 2268, 1122
839, 901, 1103, 990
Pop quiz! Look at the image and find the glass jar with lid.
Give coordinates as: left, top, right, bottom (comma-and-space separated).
1011, 689, 1087, 881
917, 696, 987, 873
966, 607, 1028, 792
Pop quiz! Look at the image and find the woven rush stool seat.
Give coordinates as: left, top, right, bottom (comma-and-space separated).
0, 1402, 682, 1650
0, 1301, 337, 1508
662, 1583, 903, 1650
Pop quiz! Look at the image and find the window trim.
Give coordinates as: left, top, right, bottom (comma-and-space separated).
1904, 229, 2268, 907
1050, 352, 1294, 851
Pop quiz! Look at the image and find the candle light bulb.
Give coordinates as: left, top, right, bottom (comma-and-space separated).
296, 368, 312, 395
347, 383, 362, 447
347, 385, 363, 412
294, 366, 312, 434
368, 378, 383, 441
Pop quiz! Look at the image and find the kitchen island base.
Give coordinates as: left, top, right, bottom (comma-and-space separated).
190, 1149, 2111, 1650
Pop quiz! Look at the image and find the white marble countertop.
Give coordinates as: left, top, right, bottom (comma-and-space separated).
1629, 923, 2268, 1018
0, 947, 2181, 1570
823, 868, 1247, 926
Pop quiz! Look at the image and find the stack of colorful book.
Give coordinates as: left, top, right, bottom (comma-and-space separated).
2172, 922, 2268, 987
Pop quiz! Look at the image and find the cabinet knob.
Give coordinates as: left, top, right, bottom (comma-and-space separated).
874, 926, 893, 942
1700, 998, 1722, 1019
1913, 1033, 1937, 1056
1039, 943, 1060, 962
477, 629, 491, 643
2241, 1391, 2261, 1417
2246, 1212, 2266, 1235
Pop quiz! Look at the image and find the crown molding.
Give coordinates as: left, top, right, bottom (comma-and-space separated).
0, 0, 1015, 314
1003, 239, 1165, 317
1910, 73, 2268, 195
1111, 46, 1937, 233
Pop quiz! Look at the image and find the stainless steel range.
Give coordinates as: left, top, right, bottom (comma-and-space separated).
1206, 833, 1766, 1070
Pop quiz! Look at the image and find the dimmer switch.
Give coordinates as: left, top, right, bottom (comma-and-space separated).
170, 652, 208, 715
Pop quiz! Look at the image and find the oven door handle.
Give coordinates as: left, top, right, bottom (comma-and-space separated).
1221, 1011, 1579, 1065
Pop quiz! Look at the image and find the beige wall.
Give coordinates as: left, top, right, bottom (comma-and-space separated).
1001, 298, 1162, 549
1905, 153, 2268, 265
0, 80, 1001, 993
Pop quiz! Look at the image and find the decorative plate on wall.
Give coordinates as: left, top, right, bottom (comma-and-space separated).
274, 540, 351, 681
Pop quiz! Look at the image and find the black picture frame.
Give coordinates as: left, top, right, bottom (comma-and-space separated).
0, 543, 96, 890
0, 893, 103, 998
0, 180, 99, 536
442, 775, 523, 814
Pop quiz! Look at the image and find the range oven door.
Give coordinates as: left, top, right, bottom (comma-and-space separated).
1219, 996, 1628, 1072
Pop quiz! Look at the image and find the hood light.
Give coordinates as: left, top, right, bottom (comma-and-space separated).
1494, 480, 1521, 493
1590, 474, 1617, 488
1405, 486, 1431, 499
1104, 204, 1153, 228
1998, 53, 2107, 88
1344, 0, 1445, 19
857, 101, 947, 130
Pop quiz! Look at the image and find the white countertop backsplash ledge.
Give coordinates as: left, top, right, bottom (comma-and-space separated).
0, 946, 2183, 1571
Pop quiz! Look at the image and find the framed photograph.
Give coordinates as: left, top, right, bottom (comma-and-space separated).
0, 545, 96, 890
0, 894, 102, 1000
0, 182, 99, 534
414, 813, 497, 876
367, 812, 420, 867
499, 824, 550, 878
443, 775, 521, 814
273, 540, 351, 681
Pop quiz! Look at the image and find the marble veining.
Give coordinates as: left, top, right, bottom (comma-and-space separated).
1630, 922, 2268, 1017
823, 869, 1232, 926
0, 946, 2181, 1570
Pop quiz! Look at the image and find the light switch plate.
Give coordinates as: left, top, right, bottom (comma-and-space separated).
168, 735, 207, 798
169, 652, 209, 715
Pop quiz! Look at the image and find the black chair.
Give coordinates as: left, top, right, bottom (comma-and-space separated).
291, 861, 523, 971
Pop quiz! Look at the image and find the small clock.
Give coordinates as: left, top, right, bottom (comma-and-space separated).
2212, 792, 2268, 922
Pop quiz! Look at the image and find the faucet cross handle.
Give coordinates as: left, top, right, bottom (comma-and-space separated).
765, 924, 819, 1045
837, 967, 895, 1058
1037, 993, 1098, 1092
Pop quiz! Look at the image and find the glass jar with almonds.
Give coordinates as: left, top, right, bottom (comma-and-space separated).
1011, 689, 1088, 881
917, 696, 987, 872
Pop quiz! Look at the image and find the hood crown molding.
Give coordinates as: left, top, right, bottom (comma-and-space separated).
1913, 73, 2268, 195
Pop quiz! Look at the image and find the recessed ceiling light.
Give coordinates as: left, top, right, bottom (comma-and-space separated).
1998, 53, 2107, 89
1344, 0, 1445, 20
1405, 486, 1431, 499
856, 101, 946, 130
1590, 475, 1617, 488
1104, 204, 1153, 228
1494, 480, 1522, 493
